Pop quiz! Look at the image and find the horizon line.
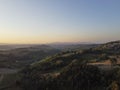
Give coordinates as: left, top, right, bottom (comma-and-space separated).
0, 40, 119, 45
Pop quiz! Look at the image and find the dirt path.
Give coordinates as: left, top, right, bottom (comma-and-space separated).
0, 68, 18, 74
0, 74, 4, 83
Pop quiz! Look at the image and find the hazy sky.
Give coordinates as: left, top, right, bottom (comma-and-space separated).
0, 0, 120, 44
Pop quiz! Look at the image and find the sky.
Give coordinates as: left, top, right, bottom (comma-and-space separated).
0, 0, 120, 44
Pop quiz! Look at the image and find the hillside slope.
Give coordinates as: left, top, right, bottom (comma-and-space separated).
16, 40, 120, 90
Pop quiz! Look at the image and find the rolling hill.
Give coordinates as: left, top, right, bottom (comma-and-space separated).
0, 45, 60, 69
0, 41, 120, 90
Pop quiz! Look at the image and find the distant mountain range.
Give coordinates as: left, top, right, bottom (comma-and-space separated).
0, 44, 49, 50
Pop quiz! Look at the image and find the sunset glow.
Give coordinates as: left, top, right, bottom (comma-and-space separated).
0, 0, 120, 44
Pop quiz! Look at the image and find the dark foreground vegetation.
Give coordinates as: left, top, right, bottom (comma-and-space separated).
0, 41, 120, 90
